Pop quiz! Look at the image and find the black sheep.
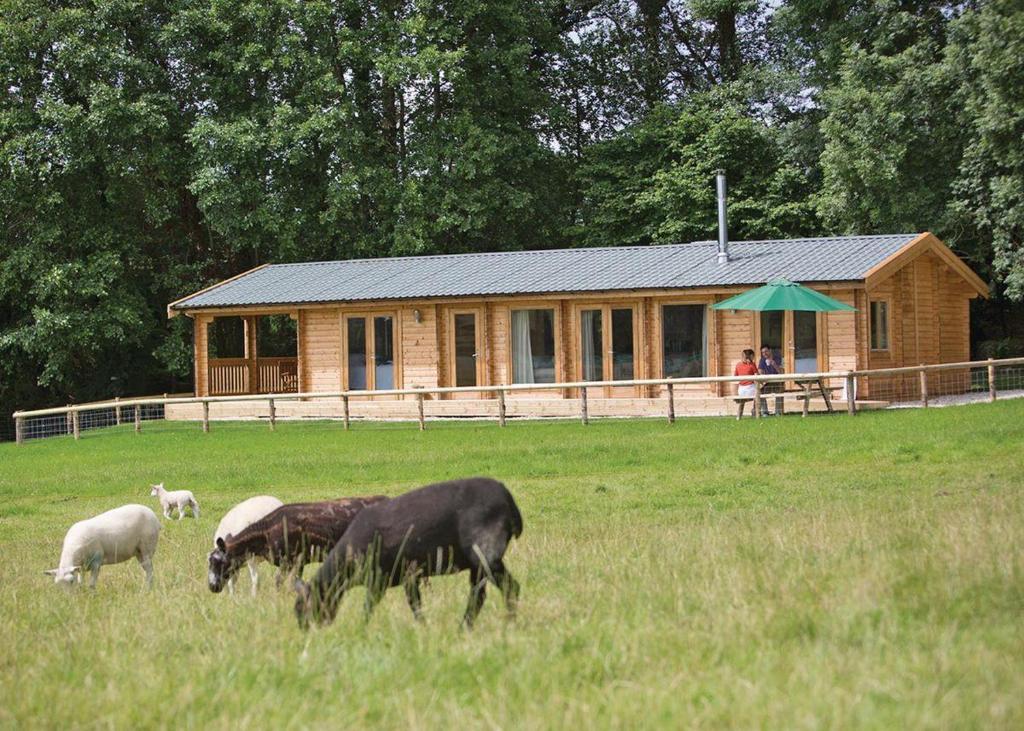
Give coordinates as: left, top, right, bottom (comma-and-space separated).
294, 477, 522, 629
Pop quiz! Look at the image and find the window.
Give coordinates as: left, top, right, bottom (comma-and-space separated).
610, 308, 634, 380
870, 301, 889, 350
793, 311, 818, 373
511, 309, 556, 383
662, 305, 706, 377
759, 311, 784, 370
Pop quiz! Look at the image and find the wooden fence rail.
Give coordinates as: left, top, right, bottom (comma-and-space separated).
11, 356, 1024, 443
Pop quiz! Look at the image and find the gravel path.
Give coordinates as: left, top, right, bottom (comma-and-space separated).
887, 389, 1024, 409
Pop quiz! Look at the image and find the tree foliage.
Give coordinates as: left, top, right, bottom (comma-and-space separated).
2, 0, 1023, 423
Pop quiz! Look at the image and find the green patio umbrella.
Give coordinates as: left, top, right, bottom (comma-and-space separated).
711, 278, 857, 312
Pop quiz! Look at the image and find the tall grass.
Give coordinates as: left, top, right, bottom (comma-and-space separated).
1, 403, 1022, 728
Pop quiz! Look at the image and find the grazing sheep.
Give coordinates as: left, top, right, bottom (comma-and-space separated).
207, 496, 388, 593
45, 504, 161, 589
294, 477, 522, 630
214, 495, 284, 596
150, 482, 200, 520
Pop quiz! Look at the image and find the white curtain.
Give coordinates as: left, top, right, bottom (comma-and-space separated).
512, 310, 534, 383
581, 310, 599, 381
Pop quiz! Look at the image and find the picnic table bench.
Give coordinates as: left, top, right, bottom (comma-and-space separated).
732, 378, 842, 419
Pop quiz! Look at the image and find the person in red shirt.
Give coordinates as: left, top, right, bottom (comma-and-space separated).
734, 349, 759, 400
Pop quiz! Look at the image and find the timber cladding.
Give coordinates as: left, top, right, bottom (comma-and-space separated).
181, 234, 985, 402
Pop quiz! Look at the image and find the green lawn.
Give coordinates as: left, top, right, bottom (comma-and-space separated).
1, 404, 1022, 729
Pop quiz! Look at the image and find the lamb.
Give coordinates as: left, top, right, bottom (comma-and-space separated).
150, 482, 200, 520
214, 495, 284, 596
44, 504, 161, 589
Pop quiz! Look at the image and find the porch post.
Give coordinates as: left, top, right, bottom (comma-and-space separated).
194, 315, 210, 398
292, 311, 303, 396
244, 316, 258, 393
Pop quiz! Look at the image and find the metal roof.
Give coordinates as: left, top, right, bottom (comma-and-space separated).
170, 234, 919, 310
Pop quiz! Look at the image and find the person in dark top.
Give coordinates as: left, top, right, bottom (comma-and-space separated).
759, 345, 782, 414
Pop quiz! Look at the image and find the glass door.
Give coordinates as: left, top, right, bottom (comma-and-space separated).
374, 315, 395, 389
579, 305, 636, 396
454, 313, 477, 387
344, 314, 397, 392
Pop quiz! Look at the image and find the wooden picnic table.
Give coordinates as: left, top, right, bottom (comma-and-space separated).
733, 376, 838, 419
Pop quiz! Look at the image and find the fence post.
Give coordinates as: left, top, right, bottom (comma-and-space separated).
342, 395, 350, 431
753, 382, 762, 419
72, 410, 80, 440
115, 397, 122, 426
580, 386, 589, 425
497, 389, 506, 427
988, 358, 997, 402
15, 416, 24, 445
417, 393, 425, 431
666, 383, 675, 424
134, 405, 141, 433
268, 398, 276, 431
846, 372, 857, 416
202, 401, 210, 433
66, 406, 72, 435
919, 365, 929, 408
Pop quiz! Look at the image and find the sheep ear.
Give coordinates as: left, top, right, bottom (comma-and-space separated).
43, 569, 58, 576
216, 537, 226, 551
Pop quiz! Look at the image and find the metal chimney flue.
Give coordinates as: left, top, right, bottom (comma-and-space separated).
716, 170, 729, 264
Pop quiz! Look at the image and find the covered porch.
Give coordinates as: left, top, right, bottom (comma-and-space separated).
200, 314, 299, 396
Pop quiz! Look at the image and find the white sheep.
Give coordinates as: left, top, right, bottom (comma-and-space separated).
150, 482, 200, 520
213, 495, 284, 596
45, 504, 161, 589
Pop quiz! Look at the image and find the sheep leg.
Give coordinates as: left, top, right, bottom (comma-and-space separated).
248, 560, 259, 597
192, 501, 200, 519
462, 568, 487, 629
490, 560, 519, 619
176, 504, 185, 520
404, 577, 424, 622
227, 576, 236, 595
139, 556, 154, 589
163, 506, 172, 519
89, 564, 101, 589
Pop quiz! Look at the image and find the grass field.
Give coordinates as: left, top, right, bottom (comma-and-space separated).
1, 403, 1022, 729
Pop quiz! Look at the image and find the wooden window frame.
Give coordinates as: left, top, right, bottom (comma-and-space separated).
505, 303, 562, 387
339, 309, 402, 392
869, 298, 891, 352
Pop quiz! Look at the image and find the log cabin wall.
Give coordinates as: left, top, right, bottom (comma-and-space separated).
188, 275, 975, 401
824, 290, 858, 373
866, 250, 975, 371
300, 308, 342, 394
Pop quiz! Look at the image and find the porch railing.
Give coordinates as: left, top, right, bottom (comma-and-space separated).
208, 357, 298, 396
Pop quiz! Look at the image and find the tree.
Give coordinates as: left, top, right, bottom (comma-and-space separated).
948, 0, 1024, 300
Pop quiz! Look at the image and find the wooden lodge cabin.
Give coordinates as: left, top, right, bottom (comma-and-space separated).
166, 232, 988, 419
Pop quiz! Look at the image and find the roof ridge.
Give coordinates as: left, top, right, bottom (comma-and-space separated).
262, 233, 920, 269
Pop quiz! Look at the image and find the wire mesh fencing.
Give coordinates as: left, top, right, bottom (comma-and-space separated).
17, 402, 166, 442
856, 361, 1024, 407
